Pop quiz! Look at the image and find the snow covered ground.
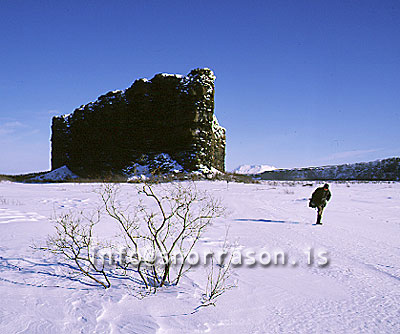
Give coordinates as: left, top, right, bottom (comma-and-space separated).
0, 180, 399, 333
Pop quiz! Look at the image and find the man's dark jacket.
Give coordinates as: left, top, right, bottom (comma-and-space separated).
310, 187, 331, 208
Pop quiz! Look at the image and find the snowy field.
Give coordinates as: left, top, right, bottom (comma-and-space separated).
0, 180, 399, 333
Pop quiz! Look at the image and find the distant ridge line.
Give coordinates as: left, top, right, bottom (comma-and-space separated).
259, 157, 400, 181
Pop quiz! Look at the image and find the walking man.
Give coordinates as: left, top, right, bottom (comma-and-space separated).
309, 183, 331, 225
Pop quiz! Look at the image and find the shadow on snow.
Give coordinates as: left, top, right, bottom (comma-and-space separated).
0, 255, 144, 290
235, 218, 300, 225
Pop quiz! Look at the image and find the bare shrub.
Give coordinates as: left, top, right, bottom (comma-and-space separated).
40, 181, 226, 295
201, 234, 236, 307
0, 196, 23, 206
100, 182, 225, 291
283, 188, 295, 195
201, 255, 235, 307
39, 210, 111, 288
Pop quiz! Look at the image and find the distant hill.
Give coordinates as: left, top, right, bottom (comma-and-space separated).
259, 157, 400, 181
232, 164, 276, 175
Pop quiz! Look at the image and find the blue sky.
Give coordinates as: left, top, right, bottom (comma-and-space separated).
1, 0, 399, 174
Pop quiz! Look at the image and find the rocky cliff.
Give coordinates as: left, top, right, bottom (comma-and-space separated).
259, 158, 400, 181
51, 68, 226, 177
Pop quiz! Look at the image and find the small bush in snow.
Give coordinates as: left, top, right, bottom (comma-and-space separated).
40, 181, 230, 301
100, 182, 225, 291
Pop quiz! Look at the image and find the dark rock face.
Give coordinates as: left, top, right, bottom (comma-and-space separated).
259, 158, 400, 181
51, 68, 226, 176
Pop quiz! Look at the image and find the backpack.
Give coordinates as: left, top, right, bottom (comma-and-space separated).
309, 189, 320, 208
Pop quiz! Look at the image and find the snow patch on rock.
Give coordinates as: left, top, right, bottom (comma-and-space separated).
31, 166, 78, 181
124, 153, 185, 181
